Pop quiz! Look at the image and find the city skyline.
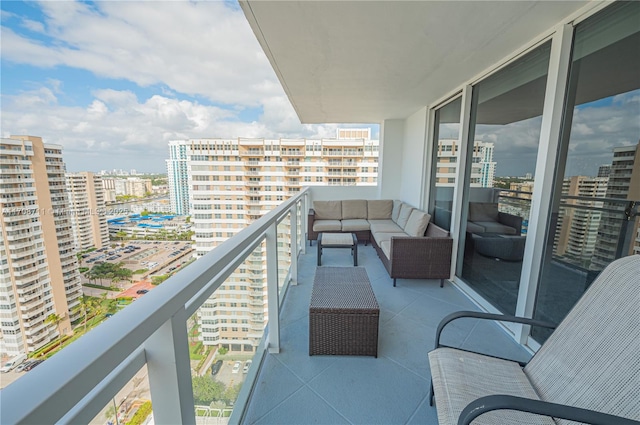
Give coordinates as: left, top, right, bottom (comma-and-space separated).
0, 1, 379, 173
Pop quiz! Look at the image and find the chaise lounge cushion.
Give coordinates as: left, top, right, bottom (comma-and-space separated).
342, 199, 368, 219
473, 221, 518, 235
396, 203, 414, 228
369, 220, 404, 234
342, 219, 370, 232
313, 220, 342, 232
404, 210, 431, 237
429, 348, 553, 425
314, 201, 342, 220
367, 199, 393, 220
372, 232, 408, 247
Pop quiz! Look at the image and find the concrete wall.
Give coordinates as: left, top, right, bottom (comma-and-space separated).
399, 107, 428, 206
378, 119, 404, 200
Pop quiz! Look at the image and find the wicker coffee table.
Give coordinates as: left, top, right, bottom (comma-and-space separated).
309, 267, 379, 357
317, 232, 358, 266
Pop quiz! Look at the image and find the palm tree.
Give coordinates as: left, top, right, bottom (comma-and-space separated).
73, 296, 96, 333
45, 313, 64, 349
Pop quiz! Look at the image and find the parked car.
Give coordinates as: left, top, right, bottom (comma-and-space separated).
136, 289, 149, 295
211, 360, 223, 375
24, 359, 43, 371
1, 354, 27, 373
232, 361, 241, 374
243, 360, 252, 374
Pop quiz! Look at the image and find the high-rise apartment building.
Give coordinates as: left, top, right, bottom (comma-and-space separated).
554, 175, 609, 267
169, 130, 378, 353
435, 139, 495, 187
65, 172, 110, 251
591, 142, 640, 270
0, 136, 82, 356
167, 141, 190, 216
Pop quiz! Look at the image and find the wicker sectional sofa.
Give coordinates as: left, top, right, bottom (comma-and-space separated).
308, 199, 453, 287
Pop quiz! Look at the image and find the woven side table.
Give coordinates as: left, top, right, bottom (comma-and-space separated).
309, 267, 379, 357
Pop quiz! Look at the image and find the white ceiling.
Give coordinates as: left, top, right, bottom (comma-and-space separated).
241, 0, 592, 124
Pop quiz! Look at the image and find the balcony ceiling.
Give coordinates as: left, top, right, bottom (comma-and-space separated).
241, 0, 590, 123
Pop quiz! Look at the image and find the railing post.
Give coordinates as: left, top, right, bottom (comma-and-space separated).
266, 222, 280, 353
145, 308, 196, 424
291, 203, 298, 285
301, 193, 308, 254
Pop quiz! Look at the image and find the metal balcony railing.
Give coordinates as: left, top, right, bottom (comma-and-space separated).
0, 189, 309, 425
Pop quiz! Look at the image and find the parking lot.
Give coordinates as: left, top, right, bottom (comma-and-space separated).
81, 240, 194, 297
209, 358, 253, 389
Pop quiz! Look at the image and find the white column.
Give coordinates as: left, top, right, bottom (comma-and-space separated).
290, 204, 298, 285
145, 308, 196, 424
266, 223, 280, 353
515, 24, 574, 344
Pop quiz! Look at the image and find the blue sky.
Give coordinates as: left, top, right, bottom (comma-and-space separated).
1, 1, 377, 173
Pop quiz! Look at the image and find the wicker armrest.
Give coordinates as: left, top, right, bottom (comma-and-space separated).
388, 236, 453, 281
458, 395, 640, 425
498, 211, 523, 234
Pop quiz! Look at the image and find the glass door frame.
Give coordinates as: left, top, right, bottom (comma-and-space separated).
424, 24, 577, 349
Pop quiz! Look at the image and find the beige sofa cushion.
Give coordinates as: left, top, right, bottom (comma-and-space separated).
313, 220, 342, 232
314, 201, 342, 220
367, 200, 393, 220
369, 220, 403, 234
342, 219, 370, 232
474, 221, 517, 235
396, 203, 414, 228
342, 199, 368, 219
392, 200, 402, 222
468, 202, 499, 222
404, 210, 431, 237
373, 232, 407, 246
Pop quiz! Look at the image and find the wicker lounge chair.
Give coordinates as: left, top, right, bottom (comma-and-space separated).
428, 254, 640, 425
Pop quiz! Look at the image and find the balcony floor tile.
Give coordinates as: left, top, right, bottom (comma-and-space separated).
242, 244, 531, 424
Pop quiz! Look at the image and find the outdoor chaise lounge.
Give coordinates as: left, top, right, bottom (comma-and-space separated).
428, 254, 640, 425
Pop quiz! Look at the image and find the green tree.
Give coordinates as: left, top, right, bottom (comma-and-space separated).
45, 313, 64, 348
192, 376, 225, 405
115, 230, 128, 241
223, 383, 243, 406
73, 296, 97, 333
141, 209, 150, 217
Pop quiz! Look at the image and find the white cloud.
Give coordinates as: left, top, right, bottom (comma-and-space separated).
3, 1, 281, 106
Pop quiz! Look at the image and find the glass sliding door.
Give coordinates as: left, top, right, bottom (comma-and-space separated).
429, 97, 462, 230
456, 41, 552, 315
532, 1, 640, 343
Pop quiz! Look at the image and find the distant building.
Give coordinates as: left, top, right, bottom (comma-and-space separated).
591, 143, 640, 270
435, 139, 495, 188
597, 164, 611, 178
66, 172, 110, 251
0, 136, 82, 356
166, 141, 190, 216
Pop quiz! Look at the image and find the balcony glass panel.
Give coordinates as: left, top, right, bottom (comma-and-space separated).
90, 367, 151, 425
277, 212, 292, 296
456, 41, 551, 315
430, 97, 462, 231
533, 1, 640, 343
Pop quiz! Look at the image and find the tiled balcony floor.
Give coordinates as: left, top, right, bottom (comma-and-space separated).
242, 244, 531, 424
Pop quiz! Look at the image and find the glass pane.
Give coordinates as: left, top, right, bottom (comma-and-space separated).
89, 367, 151, 425
194, 244, 266, 416
533, 2, 640, 343
430, 97, 462, 230
457, 41, 552, 315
